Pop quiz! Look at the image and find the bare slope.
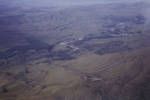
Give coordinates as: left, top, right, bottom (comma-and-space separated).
0, 47, 150, 100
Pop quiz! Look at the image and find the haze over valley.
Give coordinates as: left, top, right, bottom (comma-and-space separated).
0, 0, 150, 100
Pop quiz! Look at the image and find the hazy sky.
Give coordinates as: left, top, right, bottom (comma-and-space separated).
1, 0, 146, 7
